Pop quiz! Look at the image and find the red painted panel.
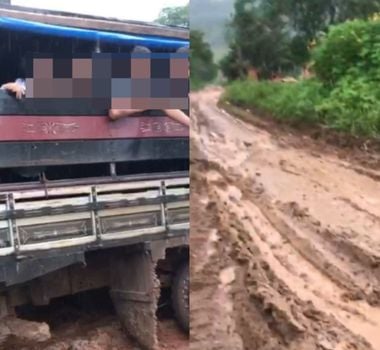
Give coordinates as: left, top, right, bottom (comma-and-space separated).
0, 115, 189, 141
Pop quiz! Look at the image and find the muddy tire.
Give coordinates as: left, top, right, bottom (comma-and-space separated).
172, 260, 189, 333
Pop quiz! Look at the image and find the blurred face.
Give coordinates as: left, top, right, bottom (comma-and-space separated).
24, 52, 188, 106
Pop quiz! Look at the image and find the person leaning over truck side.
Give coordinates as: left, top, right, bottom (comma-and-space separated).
108, 46, 190, 127
0, 55, 26, 99
0, 41, 101, 99
1, 46, 190, 128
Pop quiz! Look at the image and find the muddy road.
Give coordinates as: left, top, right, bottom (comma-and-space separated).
190, 87, 380, 350
1, 289, 188, 350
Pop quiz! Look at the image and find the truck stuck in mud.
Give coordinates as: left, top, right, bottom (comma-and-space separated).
0, 4, 189, 349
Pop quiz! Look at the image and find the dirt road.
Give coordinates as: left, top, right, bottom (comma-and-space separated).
190, 87, 380, 350
2, 289, 188, 350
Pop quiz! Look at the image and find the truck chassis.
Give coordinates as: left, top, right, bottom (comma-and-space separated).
0, 171, 189, 349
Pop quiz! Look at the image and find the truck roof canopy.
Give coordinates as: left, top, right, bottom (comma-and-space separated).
0, 16, 189, 49
0, 4, 189, 40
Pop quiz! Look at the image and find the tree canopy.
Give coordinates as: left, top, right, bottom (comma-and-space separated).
155, 4, 189, 27
190, 30, 218, 86
221, 0, 380, 79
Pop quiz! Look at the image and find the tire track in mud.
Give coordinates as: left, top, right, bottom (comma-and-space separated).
191, 156, 373, 350
190, 87, 380, 350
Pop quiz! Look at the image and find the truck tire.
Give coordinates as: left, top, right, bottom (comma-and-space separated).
172, 260, 189, 333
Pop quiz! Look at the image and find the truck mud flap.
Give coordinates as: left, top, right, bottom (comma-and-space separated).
110, 250, 160, 350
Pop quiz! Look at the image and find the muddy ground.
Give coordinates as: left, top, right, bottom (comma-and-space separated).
1, 289, 188, 350
190, 87, 380, 350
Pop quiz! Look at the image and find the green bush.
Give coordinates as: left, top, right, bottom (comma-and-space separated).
224, 80, 326, 123
317, 77, 380, 136
224, 77, 380, 136
312, 18, 380, 135
313, 19, 380, 85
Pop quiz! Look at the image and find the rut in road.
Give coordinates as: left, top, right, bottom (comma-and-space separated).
190, 87, 380, 350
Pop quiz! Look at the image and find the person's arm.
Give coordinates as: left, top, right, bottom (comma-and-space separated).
108, 108, 145, 120
109, 108, 190, 127
1, 79, 25, 99
163, 109, 190, 127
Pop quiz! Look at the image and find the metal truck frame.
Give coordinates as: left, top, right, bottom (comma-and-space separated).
0, 171, 189, 349
0, 5, 189, 349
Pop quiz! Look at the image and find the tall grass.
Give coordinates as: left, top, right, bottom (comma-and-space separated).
224, 79, 380, 136
224, 80, 326, 124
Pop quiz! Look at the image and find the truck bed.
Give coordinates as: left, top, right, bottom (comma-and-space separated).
0, 171, 189, 256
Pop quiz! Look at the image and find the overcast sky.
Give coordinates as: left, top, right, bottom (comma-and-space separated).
12, 0, 188, 22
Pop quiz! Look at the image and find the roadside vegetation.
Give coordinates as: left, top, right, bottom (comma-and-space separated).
190, 30, 217, 90
224, 79, 326, 124
221, 0, 380, 137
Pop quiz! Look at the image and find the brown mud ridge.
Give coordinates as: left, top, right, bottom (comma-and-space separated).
1, 289, 188, 350
220, 100, 380, 174
190, 87, 380, 350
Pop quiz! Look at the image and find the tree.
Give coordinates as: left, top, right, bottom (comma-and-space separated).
190, 30, 217, 85
155, 4, 189, 27
221, 0, 380, 80
220, 42, 247, 80
286, 0, 380, 68
221, 0, 295, 79
288, 0, 380, 42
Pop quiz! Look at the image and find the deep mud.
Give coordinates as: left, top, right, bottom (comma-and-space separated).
190, 87, 380, 350
1, 289, 188, 350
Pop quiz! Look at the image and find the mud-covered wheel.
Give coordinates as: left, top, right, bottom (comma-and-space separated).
172, 260, 189, 333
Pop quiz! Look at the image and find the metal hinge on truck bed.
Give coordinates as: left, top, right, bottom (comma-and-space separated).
0, 175, 189, 255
